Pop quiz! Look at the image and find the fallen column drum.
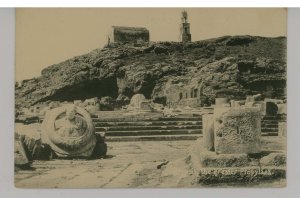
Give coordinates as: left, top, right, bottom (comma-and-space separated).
41, 105, 96, 158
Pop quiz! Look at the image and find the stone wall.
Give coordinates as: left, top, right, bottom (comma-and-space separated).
164, 80, 203, 108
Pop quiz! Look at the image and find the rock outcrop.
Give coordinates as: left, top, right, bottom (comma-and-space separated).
15, 36, 286, 108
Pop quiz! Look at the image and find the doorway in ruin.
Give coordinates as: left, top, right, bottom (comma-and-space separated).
193, 89, 198, 98
179, 92, 183, 100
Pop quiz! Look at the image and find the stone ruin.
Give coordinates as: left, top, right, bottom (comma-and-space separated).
214, 107, 261, 154
15, 105, 107, 168
110, 26, 149, 45
41, 105, 97, 158
203, 97, 262, 155
16, 96, 118, 125
164, 79, 203, 108
189, 97, 286, 184
126, 94, 154, 111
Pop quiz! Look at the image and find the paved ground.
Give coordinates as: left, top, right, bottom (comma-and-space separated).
15, 140, 194, 188
15, 137, 286, 188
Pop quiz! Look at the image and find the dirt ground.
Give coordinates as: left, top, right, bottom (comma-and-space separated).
15, 137, 286, 188
15, 140, 195, 188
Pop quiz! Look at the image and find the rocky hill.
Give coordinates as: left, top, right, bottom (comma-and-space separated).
15, 35, 286, 108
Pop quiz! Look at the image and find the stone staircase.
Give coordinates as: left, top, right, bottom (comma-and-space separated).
91, 112, 203, 142
261, 114, 287, 136
91, 111, 286, 141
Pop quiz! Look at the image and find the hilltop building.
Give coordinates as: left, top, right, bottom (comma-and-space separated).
180, 11, 191, 42
109, 26, 149, 44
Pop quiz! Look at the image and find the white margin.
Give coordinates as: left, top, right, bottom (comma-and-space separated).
0, 0, 299, 7
1, 7, 300, 198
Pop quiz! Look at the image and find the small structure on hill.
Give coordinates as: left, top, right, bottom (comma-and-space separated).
180, 11, 191, 42
110, 26, 149, 44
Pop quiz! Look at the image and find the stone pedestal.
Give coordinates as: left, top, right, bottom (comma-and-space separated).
202, 114, 214, 151
214, 108, 261, 154
189, 139, 286, 185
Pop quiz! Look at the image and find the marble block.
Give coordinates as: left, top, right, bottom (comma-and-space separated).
214, 108, 261, 154
202, 114, 214, 151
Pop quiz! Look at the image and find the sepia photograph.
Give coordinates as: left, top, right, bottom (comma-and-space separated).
14, 8, 287, 188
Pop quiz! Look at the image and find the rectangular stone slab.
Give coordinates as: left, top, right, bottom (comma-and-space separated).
199, 150, 253, 168
214, 107, 261, 154
278, 122, 287, 137
197, 166, 286, 185
202, 114, 214, 151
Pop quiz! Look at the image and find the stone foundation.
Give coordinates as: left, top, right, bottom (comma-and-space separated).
189, 139, 286, 185
197, 166, 286, 185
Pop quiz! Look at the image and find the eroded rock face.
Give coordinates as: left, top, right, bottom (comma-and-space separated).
15, 36, 286, 108
214, 108, 261, 154
41, 105, 96, 158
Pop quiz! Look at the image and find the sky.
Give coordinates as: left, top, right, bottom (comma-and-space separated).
16, 8, 287, 82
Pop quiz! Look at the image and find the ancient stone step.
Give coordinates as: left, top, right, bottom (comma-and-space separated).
261, 131, 278, 135
104, 134, 202, 142
262, 115, 278, 119
262, 115, 286, 121
104, 131, 278, 142
91, 111, 164, 118
261, 120, 279, 125
261, 124, 278, 128
90, 112, 285, 142
95, 125, 202, 132
92, 116, 201, 122
91, 113, 203, 141
261, 128, 278, 133
261, 125, 278, 128
93, 120, 202, 127
158, 117, 201, 121
99, 129, 202, 136
261, 132, 278, 136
